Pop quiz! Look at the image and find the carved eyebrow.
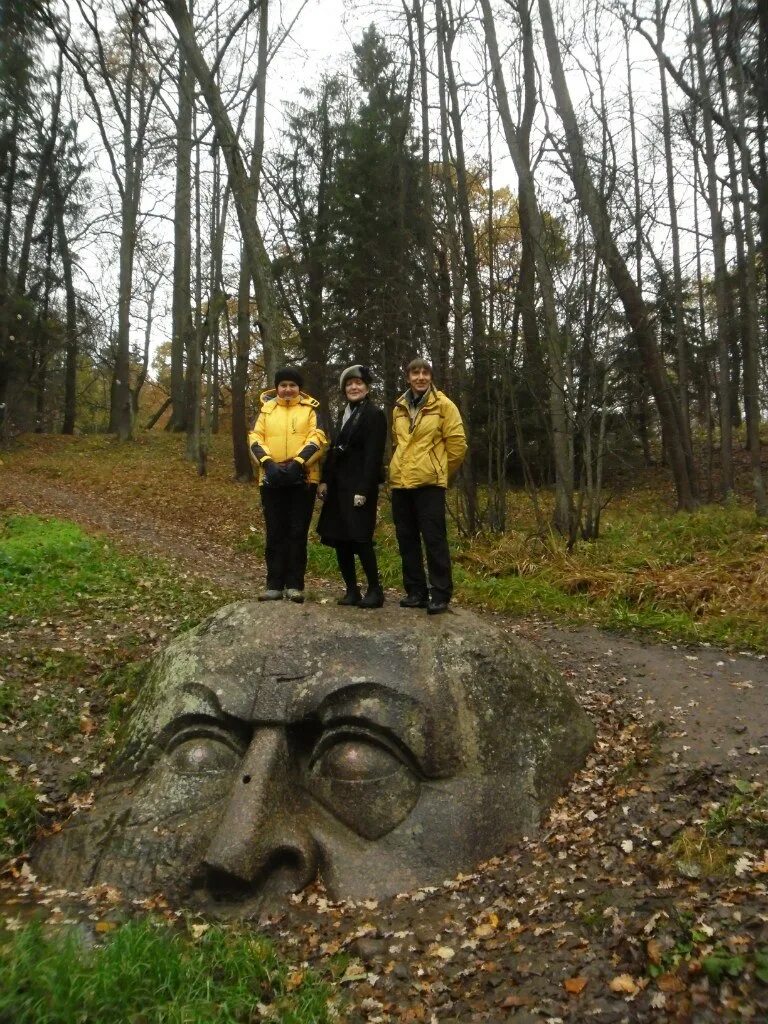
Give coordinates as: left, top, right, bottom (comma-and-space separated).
309, 719, 425, 778
310, 682, 433, 773
157, 714, 250, 753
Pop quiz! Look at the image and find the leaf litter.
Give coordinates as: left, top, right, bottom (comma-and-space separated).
0, 437, 767, 1022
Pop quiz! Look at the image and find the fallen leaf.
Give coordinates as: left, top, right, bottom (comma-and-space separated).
646, 938, 664, 963
564, 976, 588, 994
609, 973, 638, 995
500, 993, 532, 1008
657, 972, 685, 993
734, 856, 753, 876
340, 961, 367, 984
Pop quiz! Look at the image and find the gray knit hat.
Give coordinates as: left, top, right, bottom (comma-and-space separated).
339, 364, 373, 391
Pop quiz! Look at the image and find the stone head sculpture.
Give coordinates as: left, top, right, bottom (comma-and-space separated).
36, 602, 594, 911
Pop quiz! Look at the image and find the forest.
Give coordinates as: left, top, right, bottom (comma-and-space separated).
2, 4, 768, 1020
1, 0, 766, 545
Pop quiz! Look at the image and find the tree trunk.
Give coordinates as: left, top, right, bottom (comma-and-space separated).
230, 0, 268, 481
537, 0, 697, 510
52, 172, 79, 435
162, 0, 285, 382
233, 251, 254, 482
168, 34, 193, 432
435, 0, 475, 534
480, 0, 575, 536
731, 15, 768, 515
655, 0, 690, 440
689, 0, 734, 497
411, 0, 443, 378
186, 105, 203, 464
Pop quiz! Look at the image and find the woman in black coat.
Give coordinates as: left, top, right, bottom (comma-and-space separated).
317, 365, 387, 608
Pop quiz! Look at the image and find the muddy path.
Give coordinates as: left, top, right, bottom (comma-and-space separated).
2, 471, 767, 1023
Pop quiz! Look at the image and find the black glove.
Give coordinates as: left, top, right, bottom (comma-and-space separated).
282, 460, 305, 485
263, 460, 282, 486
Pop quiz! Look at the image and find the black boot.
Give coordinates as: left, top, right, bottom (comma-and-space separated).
335, 544, 360, 605
356, 543, 383, 609
358, 585, 384, 609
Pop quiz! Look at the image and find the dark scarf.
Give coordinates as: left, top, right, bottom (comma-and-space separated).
334, 395, 369, 451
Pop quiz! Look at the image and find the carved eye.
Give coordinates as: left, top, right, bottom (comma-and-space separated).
315, 740, 403, 783
307, 731, 420, 839
166, 735, 242, 775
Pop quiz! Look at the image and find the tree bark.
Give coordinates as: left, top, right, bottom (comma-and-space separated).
537, 0, 697, 510
168, 34, 193, 432
52, 169, 79, 435
162, 0, 285, 382
689, 0, 733, 496
480, 0, 575, 536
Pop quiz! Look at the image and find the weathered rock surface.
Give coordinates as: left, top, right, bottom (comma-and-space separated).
35, 601, 594, 911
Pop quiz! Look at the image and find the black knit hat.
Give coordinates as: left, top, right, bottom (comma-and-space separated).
274, 366, 304, 389
339, 364, 373, 391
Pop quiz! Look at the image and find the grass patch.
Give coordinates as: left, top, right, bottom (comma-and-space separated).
0, 514, 228, 631
665, 780, 768, 880
0, 768, 40, 856
0, 918, 338, 1024
0, 679, 21, 723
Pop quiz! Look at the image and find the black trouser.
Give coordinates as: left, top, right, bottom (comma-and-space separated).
260, 484, 317, 590
334, 541, 380, 592
391, 486, 452, 603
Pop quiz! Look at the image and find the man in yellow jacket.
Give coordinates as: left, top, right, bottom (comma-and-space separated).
249, 367, 327, 602
389, 358, 467, 615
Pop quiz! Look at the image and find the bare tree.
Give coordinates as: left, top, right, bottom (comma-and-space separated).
538, 0, 698, 510
481, 0, 576, 537
162, 0, 286, 382
50, 1, 167, 441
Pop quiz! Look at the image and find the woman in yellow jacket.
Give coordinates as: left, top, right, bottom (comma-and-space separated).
390, 358, 467, 615
249, 367, 327, 602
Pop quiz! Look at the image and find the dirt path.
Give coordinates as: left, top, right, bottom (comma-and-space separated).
2, 472, 768, 1023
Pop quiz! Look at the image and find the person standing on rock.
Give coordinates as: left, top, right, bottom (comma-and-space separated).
249, 367, 327, 603
389, 357, 467, 615
317, 365, 387, 608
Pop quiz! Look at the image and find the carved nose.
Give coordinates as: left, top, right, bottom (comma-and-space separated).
203, 727, 319, 899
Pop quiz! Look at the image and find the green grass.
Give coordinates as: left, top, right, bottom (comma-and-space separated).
0, 516, 234, 851
0, 514, 227, 630
0, 919, 337, 1024
0, 768, 40, 856
665, 781, 768, 881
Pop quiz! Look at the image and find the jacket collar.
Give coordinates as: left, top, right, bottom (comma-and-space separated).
259, 388, 318, 409
395, 384, 437, 411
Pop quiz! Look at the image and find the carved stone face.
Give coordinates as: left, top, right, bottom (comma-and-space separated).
35, 602, 594, 912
